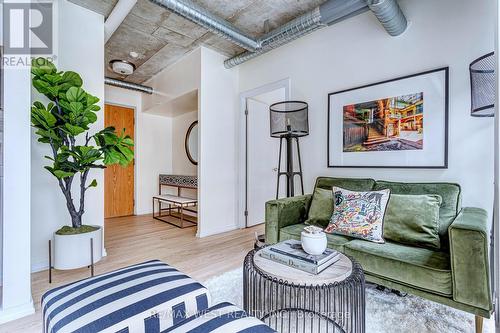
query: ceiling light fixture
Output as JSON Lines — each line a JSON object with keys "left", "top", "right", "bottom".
{"left": 109, "top": 59, "right": 136, "bottom": 75}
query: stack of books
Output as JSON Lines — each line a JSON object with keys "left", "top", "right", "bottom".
{"left": 259, "top": 240, "right": 340, "bottom": 274}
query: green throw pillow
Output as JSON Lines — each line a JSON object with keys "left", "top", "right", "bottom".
{"left": 383, "top": 194, "right": 442, "bottom": 249}
{"left": 305, "top": 187, "right": 333, "bottom": 228}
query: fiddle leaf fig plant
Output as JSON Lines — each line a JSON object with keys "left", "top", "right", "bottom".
{"left": 31, "top": 58, "right": 134, "bottom": 233}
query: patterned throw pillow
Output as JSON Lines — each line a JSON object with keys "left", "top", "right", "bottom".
{"left": 324, "top": 187, "right": 391, "bottom": 243}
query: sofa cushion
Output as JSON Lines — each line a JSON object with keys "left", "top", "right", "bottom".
{"left": 279, "top": 223, "right": 352, "bottom": 252}
{"left": 374, "top": 181, "right": 461, "bottom": 248}
{"left": 305, "top": 187, "right": 333, "bottom": 228}
{"left": 344, "top": 240, "right": 452, "bottom": 296}
{"left": 315, "top": 177, "right": 376, "bottom": 191}
{"left": 307, "top": 177, "right": 376, "bottom": 227}
{"left": 384, "top": 194, "right": 442, "bottom": 250}
{"left": 325, "top": 187, "right": 391, "bottom": 243}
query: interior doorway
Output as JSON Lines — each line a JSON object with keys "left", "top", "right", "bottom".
{"left": 104, "top": 104, "right": 135, "bottom": 218}
{"left": 239, "top": 79, "right": 290, "bottom": 228}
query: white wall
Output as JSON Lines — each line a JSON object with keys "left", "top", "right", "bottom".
{"left": 198, "top": 47, "right": 239, "bottom": 237}
{"left": 145, "top": 46, "right": 239, "bottom": 237}
{"left": 105, "top": 86, "right": 173, "bottom": 215}
{"left": 136, "top": 114, "right": 173, "bottom": 214}
{"left": 143, "top": 48, "right": 200, "bottom": 233}
{"left": 238, "top": 0, "right": 495, "bottom": 214}
{"left": 1, "top": 55, "right": 34, "bottom": 323}
{"left": 0, "top": 0, "right": 36, "bottom": 323}
{"left": 172, "top": 111, "right": 198, "bottom": 176}
{"left": 171, "top": 111, "right": 198, "bottom": 199}
{"left": 143, "top": 48, "right": 201, "bottom": 114}
{"left": 31, "top": 0, "right": 105, "bottom": 272}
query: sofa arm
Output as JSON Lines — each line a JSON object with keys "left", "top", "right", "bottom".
{"left": 449, "top": 207, "right": 492, "bottom": 312}
{"left": 265, "top": 194, "right": 312, "bottom": 244}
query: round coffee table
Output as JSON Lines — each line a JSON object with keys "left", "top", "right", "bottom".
{"left": 243, "top": 248, "right": 365, "bottom": 333}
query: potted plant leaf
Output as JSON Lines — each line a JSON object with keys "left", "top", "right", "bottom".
{"left": 31, "top": 58, "right": 134, "bottom": 270}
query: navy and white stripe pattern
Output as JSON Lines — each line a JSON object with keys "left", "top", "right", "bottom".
{"left": 162, "top": 302, "right": 277, "bottom": 333}
{"left": 42, "top": 260, "right": 210, "bottom": 333}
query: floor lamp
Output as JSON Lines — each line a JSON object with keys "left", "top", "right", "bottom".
{"left": 470, "top": 51, "right": 497, "bottom": 331}
{"left": 471, "top": 52, "right": 495, "bottom": 117}
{"left": 269, "top": 101, "right": 309, "bottom": 199}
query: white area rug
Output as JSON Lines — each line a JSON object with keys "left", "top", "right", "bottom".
{"left": 204, "top": 268, "right": 495, "bottom": 333}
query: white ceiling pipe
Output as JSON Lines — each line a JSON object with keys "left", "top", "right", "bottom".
{"left": 105, "top": 0, "right": 137, "bottom": 43}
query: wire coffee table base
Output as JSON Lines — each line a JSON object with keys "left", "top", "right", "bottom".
{"left": 243, "top": 250, "right": 365, "bottom": 333}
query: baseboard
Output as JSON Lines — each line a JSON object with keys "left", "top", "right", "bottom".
{"left": 0, "top": 299, "right": 35, "bottom": 324}
{"left": 136, "top": 208, "right": 153, "bottom": 215}
{"left": 198, "top": 223, "right": 239, "bottom": 238}
{"left": 31, "top": 260, "right": 49, "bottom": 273}
{"left": 31, "top": 247, "right": 107, "bottom": 273}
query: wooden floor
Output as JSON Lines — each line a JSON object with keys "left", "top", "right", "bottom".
{"left": 0, "top": 214, "right": 264, "bottom": 333}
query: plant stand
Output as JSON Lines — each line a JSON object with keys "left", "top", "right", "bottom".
{"left": 48, "top": 238, "right": 95, "bottom": 283}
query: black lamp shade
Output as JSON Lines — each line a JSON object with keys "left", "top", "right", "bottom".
{"left": 470, "top": 52, "right": 495, "bottom": 117}
{"left": 270, "top": 101, "right": 309, "bottom": 138}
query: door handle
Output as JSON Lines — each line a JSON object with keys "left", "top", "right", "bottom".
{"left": 273, "top": 168, "right": 278, "bottom": 172}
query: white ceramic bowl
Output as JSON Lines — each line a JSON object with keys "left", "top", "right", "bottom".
{"left": 301, "top": 230, "right": 327, "bottom": 255}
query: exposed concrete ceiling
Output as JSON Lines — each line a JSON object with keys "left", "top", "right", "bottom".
{"left": 68, "top": 0, "right": 326, "bottom": 83}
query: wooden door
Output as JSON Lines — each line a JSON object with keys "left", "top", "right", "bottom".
{"left": 104, "top": 104, "right": 135, "bottom": 218}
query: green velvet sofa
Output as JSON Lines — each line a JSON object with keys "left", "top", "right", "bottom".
{"left": 265, "top": 177, "right": 492, "bottom": 332}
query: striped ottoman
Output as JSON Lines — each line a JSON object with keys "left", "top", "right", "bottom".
{"left": 42, "top": 260, "right": 210, "bottom": 333}
{"left": 162, "top": 302, "right": 276, "bottom": 333}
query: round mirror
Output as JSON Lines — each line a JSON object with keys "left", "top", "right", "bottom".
{"left": 185, "top": 121, "right": 198, "bottom": 165}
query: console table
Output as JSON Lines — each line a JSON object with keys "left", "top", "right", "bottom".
{"left": 154, "top": 175, "right": 198, "bottom": 228}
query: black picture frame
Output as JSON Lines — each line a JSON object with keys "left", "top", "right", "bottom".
{"left": 327, "top": 67, "right": 449, "bottom": 169}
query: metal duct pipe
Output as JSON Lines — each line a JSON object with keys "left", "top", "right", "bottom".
{"left": 223, "top": 12, "right": 324, "bottom": 68}
{"left": 224, "top": 0, "right": 368, "bottom": 68}
{"left": 224, "top": 8, "right": 327, "bottom": 68}
{"left": 320, "top": 0, "right": 370, "bottom": 26}
{"left": 146, "top": 0, "right": 406, "bottom": 69}
{"left": 105, "top": 77, "right": 154, "bottom": 94}
{"left": 365, "top": 0, "right": 407, "bottom": 37}
{"left": 258, "top": 7, "right": 325, "bottom": 49}
{"left": 148, "top": 0, "right": 260, "bottom": 51}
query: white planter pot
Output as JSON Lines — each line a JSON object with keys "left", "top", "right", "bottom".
{"left": 54, "top": 226, "right": 103, "bottom": 270}
{"left": 301, "top": 230, "right": 328, "bottom": 255}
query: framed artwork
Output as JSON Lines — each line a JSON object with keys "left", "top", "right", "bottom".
{"left": 328, "top": 67, "right": 449, "bottom": 168}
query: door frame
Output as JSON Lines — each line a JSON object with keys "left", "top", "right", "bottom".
{"left": 104, "top": 102, "right": 138, "bottom": 216}
{"left": 238, "top": 78, "right": 291, "bottom": 229}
